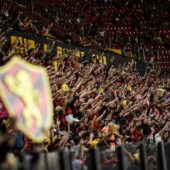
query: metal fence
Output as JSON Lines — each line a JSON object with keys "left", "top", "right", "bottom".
{"left": 11, "top": 141, "right": 170, "bottom": 170}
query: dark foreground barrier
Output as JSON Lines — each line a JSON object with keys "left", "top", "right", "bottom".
{"left": 8, "top": 141, "right": 170, "bottom": 170}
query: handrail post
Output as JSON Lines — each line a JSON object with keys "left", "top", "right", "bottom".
{"left": 90, "top": 148, "right": 102, "bottom": 170}
{"left": 157, "top": 142, "right": 167, "bottom": 170}
{"left": 140, "top": 143, "right": 148, "bottom": 170}
{"left": 60, "top": 150, "right": 72, "bottom": 170}
{"left": 117, "top": 146, "right": 126, "bottom": 170}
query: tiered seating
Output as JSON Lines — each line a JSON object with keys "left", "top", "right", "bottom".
{"left": 4, "top": 0, "right": 170, "bottom": 70}
{"left": 35, "top": 0, "right": 170, "bottom": 58}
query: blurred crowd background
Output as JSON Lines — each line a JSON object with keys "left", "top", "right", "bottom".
{"left": 0, "top": 0, "right": 170, "bottom": 170}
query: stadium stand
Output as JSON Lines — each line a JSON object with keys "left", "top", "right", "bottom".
{"left": 0, "top": 0, "right": 170, "bottom": 170}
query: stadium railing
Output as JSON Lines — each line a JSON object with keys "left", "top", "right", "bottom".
{"left": 14, "top": 141, "right": 170, "bottom": 170}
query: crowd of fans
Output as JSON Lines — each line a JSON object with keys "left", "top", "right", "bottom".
{"left": 0, "top": 33, "right": 170, "bottom": 169}
{"left": 1, "top": 0, "right": 170, "bottom": 64}
{"left": 35, "top": 0, "right": 170, "bottom": 61}
{"left": 0, "top": 3, "right": 53, "bottom": 37}
{"left": 0, "top": 0, "right": 170, "bottom": 170}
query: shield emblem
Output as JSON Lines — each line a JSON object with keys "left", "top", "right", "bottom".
{"left": 0, "top": 56, "right": 53, "bottom": 142}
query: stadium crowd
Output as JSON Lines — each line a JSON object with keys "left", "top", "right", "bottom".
{"left": 1, "top": 0, "right": 170, "bottom": 63}
{"left": 0, "top": 0, "right": 170, "bottom": 170}
{"left": 0, "top": 35, "right": 170, "bottom": 169}
{"left": 35, "top": 0, "right": 170, "bottom": 61}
